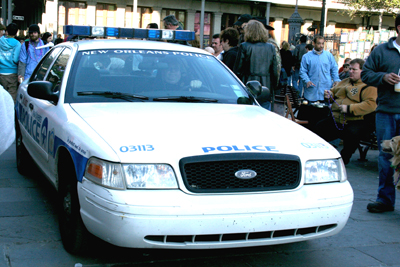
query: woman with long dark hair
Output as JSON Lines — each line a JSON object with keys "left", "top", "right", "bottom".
{"left": 41, "top": 32, "right": 52, "bottom": 45}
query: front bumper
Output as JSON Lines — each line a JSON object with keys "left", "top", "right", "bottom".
{"left": 78, "top": 178, "right": 353, "bottom": 249}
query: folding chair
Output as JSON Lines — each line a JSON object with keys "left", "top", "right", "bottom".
{"left": 284, "top": 94, "right": 308, "bottom": 125}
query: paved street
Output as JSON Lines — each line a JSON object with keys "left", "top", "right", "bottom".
{"left": 0, "top": 143, "right": 399, "bottom": 267}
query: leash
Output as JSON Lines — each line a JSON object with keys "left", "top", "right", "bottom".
{"left": 327, "top": 94, "right": 346, "bottom": 130}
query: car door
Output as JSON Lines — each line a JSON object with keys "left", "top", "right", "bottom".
{"left": 17, "top": 46, "right": 72, "bottom": 182}
{"left": 17, "top": 47, "right": 63, "bottom": 167}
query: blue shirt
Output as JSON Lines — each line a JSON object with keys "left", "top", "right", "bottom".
{"left": 19, "top": 39, "right": 50, "bottom": 79}
{"left": 299, "top": 50, "right": 340, "bottom": 101}
{"left": 0, "top": 36, "right": 21, "bottom": 74}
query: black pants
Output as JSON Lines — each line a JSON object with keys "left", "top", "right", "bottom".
{"left": 314, "top": 115, "right": 373, "bottom": 163}
{"left": 297, "top": 104, "right": 331, "bottom": 132}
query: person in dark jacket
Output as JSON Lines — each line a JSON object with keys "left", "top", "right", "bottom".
{"left": 220, "top": 27, "right": 239, "bottom": 72}
{"left": 280, "top": 41, "right": 294, "bottom": 88}
{"left": 293, "top": 35, "right": 308, "bottom": 96}
{"left": 233, "top": 19, "right": 278, "bottom": 110}
{"left": 361, "top": 14, "right": 400, "bottom": 213}
{"left": 54, "top": 34, "right": 63, "bottom": 45}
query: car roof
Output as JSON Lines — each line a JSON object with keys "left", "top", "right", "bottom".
{"left": 62, "top": 39, "right": 210, "bottom": 55}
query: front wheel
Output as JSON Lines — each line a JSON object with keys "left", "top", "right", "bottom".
{"left": 15, "top": 128, "right": 33, "bottom": 175}
{"left": 58, "top": 175, "right": 90, "bottom": 254}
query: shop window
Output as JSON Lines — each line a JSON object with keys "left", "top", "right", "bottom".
{"left": 96, "top": 3, "right": 116, "bottom": 27}
{"left": 58, "top": 1, "right": 87, "bottom": 34}
{"left": 125, "top": 6, "right": 153, "bottom": 28}
{"left": 195, "top": 12, "right": 211, "bottom": 47}
{"left": 161, "top": 9, "right": 186, "bottom": 29}
{"left": 221, "top": 14, "right": 239, "bottom": 31}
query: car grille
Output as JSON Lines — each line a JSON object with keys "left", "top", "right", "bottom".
{"left": 179, "top": 153, "right": 301, "bottom": 193}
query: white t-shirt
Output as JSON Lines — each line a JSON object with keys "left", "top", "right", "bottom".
{"left": 393, "top": 39, "right": 400, "bottom": 54}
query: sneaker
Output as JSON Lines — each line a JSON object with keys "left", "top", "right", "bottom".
{"left": 367, "top": 202, "right": 394, "bottom": 213}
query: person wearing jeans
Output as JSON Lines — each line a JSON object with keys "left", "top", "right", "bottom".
{"left": 361, "top": 14, "right": 400, "bottom": 213}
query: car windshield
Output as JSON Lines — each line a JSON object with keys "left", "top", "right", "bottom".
{"left": 64, "top": 49, "right": 255, "bottom": 105}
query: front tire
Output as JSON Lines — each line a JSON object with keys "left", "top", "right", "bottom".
{"left": 58, "top": 165, "right": 90, "bottom": 254}
{"left": 15, "top": 127, "right": 33, "bottom": 175}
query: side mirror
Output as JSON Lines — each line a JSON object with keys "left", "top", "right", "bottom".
{"left": 259, "top": 86, "right": 271, "bottom": 103}
{"left": 246, "top": 81, "right": 262, "bottom": 96}
{"left": 246, "top": 81, "right": 271, "bottom": 104}
{"left": 28, "top": 81, "right": 59, "bottom": 103}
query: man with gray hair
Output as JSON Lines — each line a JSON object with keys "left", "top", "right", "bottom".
{"left": 163, "top": 15, "right": 183, "bottom": 30}
{"left": 163, "top": 15, "right": 188, "bottom": 45}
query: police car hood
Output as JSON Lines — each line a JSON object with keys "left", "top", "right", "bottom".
{"left": 70, "top": 103, "right": 340, "bottom": 162}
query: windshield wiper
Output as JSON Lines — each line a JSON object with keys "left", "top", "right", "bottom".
{"left": 77, "top": 91, "right": 149, "bottom": 102}
{"left": 153, "top": 96, "right": 218, "bottom": 103}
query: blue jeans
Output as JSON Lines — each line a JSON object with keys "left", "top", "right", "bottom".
{"left": 292, "top": 68, "right": 303, "bottom": 97}
{"left": 375, "top": 112, "right": 398, "bottom": 207}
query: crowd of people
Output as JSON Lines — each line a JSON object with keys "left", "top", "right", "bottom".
{"left": 0, "top": 23, "right": 56, "bottom": 157}
{"left": 1, "top": 13, "right": 400, "bottom": 214}
{"left": 0, "top": 23, "right": 57, "bottom": 102}
{"left": 202, "top": 13, "right": 400, "bottom": 214}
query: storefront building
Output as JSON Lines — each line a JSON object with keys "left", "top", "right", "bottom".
{"left": 42, "top": 0, "right": 396, "bottom": 48}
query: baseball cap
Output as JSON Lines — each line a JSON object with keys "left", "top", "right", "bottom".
{"left": 234, "top": 14, "right": 252, "bottom": 26}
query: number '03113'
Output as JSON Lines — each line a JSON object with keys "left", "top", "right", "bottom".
{"left": 120, "top": 145, "right": 154, "bottom": 152}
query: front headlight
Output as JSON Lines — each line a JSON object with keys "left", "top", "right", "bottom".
{"left": 85, "top": 158, "right": 178, "bottom": 189}
{"left": 304, "top": 159, "right": 347, "bottom": 184}
{"left": 123, "top": 164, "right": 178, "bottom": 189}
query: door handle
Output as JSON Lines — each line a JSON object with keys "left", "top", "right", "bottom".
{"left": 29, "top": 103, "right": 34, "bottom": 110}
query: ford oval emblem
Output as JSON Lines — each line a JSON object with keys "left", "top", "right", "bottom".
{"left": 235, "top": 170, "right": 257, "bottom": 179}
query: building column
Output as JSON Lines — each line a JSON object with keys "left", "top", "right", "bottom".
{"left": 212, "top": 12, "right": 223, "bottom": 36}
{"left": 186, "top": 9, "right": 196, "bottom": 32}
{"left": 86, "top": 1, "right": 96, "bottom": 26}
{"left": 116, "top": 5, "right": 126, "bottom": 27}
{"left": 152, "top": 7, "right": 162, "bottom": 27}
{"left": 326, "top": 21, "right": 336, "bottom": 35}
{"left": 274, "top": 17, "right": 283, "bottom": 46}
{"left": 265, "top": 2, "right": 271, "bottom": 24}
{"left": 302, "top": 19, "right": 313, "bottom": 35}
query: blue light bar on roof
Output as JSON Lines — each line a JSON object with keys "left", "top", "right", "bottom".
{"left": 62, "top": 25, "right": 195, "bottom": 41}
{"left": 64, "top": 25, "right": 91, "bottom": 36}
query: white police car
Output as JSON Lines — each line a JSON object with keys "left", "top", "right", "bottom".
{"left": 15, "top": 25, "right": 353, "bottom": 254}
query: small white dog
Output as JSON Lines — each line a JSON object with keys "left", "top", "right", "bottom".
{"left": 381, "top": 136, "right": 400, "bottom": 191}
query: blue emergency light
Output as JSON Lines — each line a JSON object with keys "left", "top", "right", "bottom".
{"left": 148, "top": 29, "right": 162, "bottom": 40}
{"left": 63, "top": 25, "right": 195, "bottom": 41}
{"left": 64, "top": 25, "right": 91, "bottom": 36}
{"left": 106, "top": 27, "right": 119, "bottom": 37}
